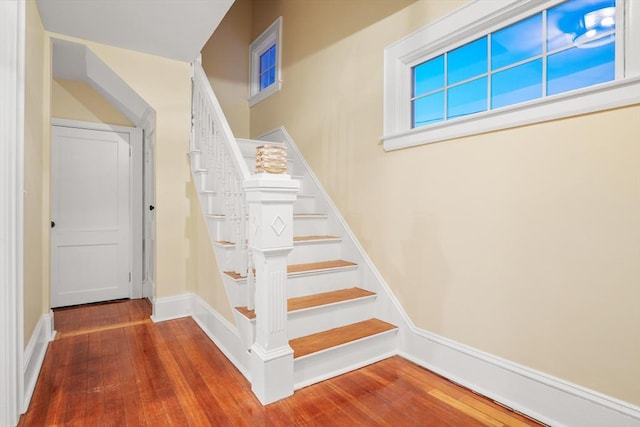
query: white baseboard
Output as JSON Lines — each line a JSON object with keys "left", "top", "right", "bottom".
{"left": 401, "top": 327, "right": 640, "bottom": 427}
{"left": 22, "top": 311, "right": 55, "bottom": 413}
{"left": 151, "top": 293, "right": 193, "bottom": 323}
{"left": 151, "top": 292, "right": 250, "bottom": 380}
{"left": 192, "top": 294, "right": 250, "bottom": 381}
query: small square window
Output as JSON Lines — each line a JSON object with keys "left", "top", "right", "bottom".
{"left": 249, "top": 17, "right": 282, "bottom": 106}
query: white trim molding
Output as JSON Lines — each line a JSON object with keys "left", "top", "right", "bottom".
{"left": 151, "top": 293, "right": 193, "bottom": 323}
{"left": 401, "top": 327, "right": 640, "bottom": 427}
{"left": 0, "top": 0, "right": 25, "bottom": 424}
{"left": 23, "top": 312, "right": 55, "bottom": 413}
{"left": 382, "top": 0, "right": 640, "bottom": 151}
{"left": 51, "top": 118, "right": 145, "bottom": 301}
{"left": 248, "top": 16, "right": 283, "bottom": 107}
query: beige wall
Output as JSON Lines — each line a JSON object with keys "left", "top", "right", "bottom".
{"left": 201, "top": 0, "right": 252, "bottom": 138}
{"left": 51, "top": 78, "right": 133, "bottom": 126}
{"left": 23, "top": 0, "right": 48, "bottom": 345}
{"left": 238, "top": 0, "right": 639, "bottom": 405}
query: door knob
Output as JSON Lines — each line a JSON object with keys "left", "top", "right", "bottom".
{"left": 51, "top": 221, "right": 55, "bottom": 228}
{"left": 149, "top": 205, "right": 155, "bottom": 211}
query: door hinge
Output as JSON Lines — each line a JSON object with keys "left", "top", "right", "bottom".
{"left": 129, "top": 272, "right": 132, "bottom": 282}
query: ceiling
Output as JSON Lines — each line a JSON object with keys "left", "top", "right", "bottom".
{"left": 36, "top": 0, "right": 235, "bottom": 62}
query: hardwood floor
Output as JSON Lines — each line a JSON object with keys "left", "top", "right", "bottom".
{"left": 19, "top": 300, "right": 543, "bottom": 426}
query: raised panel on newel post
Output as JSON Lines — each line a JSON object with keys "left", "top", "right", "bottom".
{"left": 244, "top": 173, "right": 299, "bottom": 405}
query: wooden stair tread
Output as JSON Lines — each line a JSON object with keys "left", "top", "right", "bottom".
{"left": 224, "top": 259, "right": 356, "bottom": 280}
{"left": 235, "top": 287, "right": 375, "bottom": 319}
{"left": 288, "top": 259, "right": 356, "bottom": 274}
{"left": 216, "top": 236, "right": 338, "bottom": 249}
{"left": 290, "top": 318, "right": 397, "bottom": 359}
{"left": 293, "top": 235, "right": 339, "bottom": 242}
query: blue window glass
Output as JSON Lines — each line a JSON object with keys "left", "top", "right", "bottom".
{"left": 448, "top": 37, "right": 487, "bottom": 85}
{"left": 492, "top": 59, "right": 543, "bottom": 109}
{"left": 492, "top": 14, "right": 542, "bottom": 70}
{"left": 259, "top": 45, "right": 276, "bottom": 90}
{"left": 547, "top": 42, "right": 615, "bottom": 95}
{"left": 413, "top": 91, "right": 445, "bottom": 127}
{"left": 448, "top": 77, "right": 487, "bottom": 119}
{"left": 413, "top": 55, "right": 444, "bottom": 97}
{"left": 409, "top": 0, "right": 617, "bottom": 129}
{"left": 547, "top": 0, "right": 616, "bottom": 52}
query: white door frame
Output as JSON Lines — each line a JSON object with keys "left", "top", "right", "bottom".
{"left": 0, "top": 0, "right": 25, "bottom": 424}
{"left": 51, "top": 118, "right": 144, "bottom": 300}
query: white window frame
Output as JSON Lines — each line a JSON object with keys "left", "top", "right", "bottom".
{"left": 249, "top": 16, "right": 282, "bottom": 107}
{"left": 382, "top": 0, "right": 640, "bottom": 151}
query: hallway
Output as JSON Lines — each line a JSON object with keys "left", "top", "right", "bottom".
{"left": 19, "top": 300, "right": 542, "bottom": 426}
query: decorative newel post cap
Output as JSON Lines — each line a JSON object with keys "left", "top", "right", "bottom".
{"left": 256, "top": 145, "right": 287, "bottom": 174}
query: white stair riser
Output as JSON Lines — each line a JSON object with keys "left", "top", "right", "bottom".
{"left": 195, "top": 171, "right": 207, "bottom": 191}
{"left": 287, "top": 241, "right": 343, "bottom": 265}
{"left": 206, "top": 216, "right": 225, "bottom": 241}
{"left": 293, "top": 330, "right": 398, "bottom": 389}
{"left": 213, "top": 239, "right": 342, "bottom": 266}
{"left": 287, "top": 269, "right": 360, "bottom": 297}
{"left": 293, "top": 218, "right": 329, "bottom": 236}
{"left": 202, "top": 192, "right": 218, "bottom": 215}
{"left": 219, "top": 274, "right": 246, "bottom": 308}
{"left": 287, "top": 297, "right": 377, "bottom": 340}
{"left": 190, "top": 151, "right": 202, "bottom": 170}
{"left": 293, "top": 196, "right": 316, "bottom": 214}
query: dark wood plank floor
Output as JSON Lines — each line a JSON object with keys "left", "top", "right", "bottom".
{"left": 19, "top": 300, "right": 543, "bottom": 426}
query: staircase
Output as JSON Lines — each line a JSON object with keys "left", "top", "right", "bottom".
{"left": 190, "top": 61, "right": 400, "bottom": 404}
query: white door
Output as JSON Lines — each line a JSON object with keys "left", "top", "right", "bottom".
{"left": 51, "top": 126, "right": 131, "bottom": 308}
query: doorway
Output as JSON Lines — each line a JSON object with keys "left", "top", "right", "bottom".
{"left": 50, "top": 120, "right": 143, "bottom": 307}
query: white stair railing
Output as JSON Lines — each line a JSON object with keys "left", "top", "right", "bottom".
{"left": 191, "top": 61, "right": 299, "bottom": 404}
{"left": 191, "top": 61, "right": 251, "bottom": 283}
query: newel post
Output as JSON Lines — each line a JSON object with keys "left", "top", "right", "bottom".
{"left": 244, "top": 173, "right": 299, "bottom": 405}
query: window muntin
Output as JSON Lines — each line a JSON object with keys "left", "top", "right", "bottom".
{"left": 410, "top": 0, "right": 618, "bottom": 129}
{"left": 259, "top": 45, "right": 277, "bottom": 91}
{"left": 249, "top": 17, "right": 282, "bottom": 106}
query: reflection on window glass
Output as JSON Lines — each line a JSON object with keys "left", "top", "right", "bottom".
{"left": 547, "top": 42, "right": 615, "bottom": 95}
{"left": 410, "top": 0, "right": 617, "bottom": 129}
{"left": 492, "top": 60, "right": 542, "bottom": 109}
{"left": 448, "top": 77, "right": 487, "bottom": 119}
{"left": 259, "top": 45, "right": 276, "bottom": 90}
{"left": 492, "top": 14, "right": 542, "bottom": 70}
{"left": 413, "top": 91, "right": 445, "bottom": 127}
{"left": 547, "top": 0, "right": 616, "bottom": 51}
{"left": 413, "top": 55, "right": 444, "bottom": 97}
{"left": 448, "top": 37, "right": 487, "bottom": 85}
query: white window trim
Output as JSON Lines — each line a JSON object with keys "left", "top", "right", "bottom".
{"left": 382, "top": 0, "right": 640, "bottom": 151}
{"left": 249, "top": 16, "right": 282, "bottom": 107}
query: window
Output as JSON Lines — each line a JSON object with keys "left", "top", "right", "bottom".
{"left": 383, "top": 0, "right": 640, "bottom": 151}
{"left": 249, "top": 17, "right": 282, "bottom": 106}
